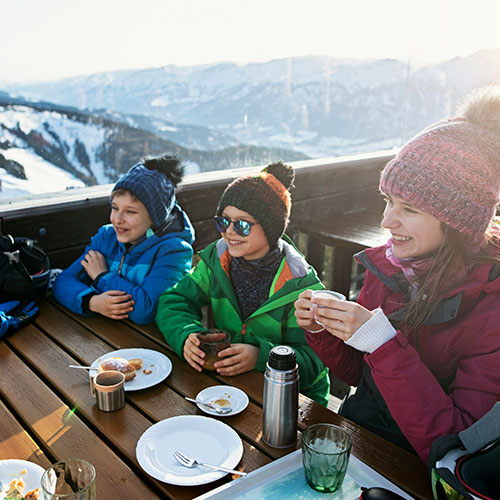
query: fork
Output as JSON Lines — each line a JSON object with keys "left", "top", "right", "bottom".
{"left": 173, "top": 450, "right": 247, "bottom": 476}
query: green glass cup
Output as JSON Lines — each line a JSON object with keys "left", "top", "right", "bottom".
{"left": 302, "top": 423, "right": 352, "bottom": 493}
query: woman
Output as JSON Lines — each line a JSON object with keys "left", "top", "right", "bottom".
{"left": 295, "top": 84, "right": 500, "bottom": 462}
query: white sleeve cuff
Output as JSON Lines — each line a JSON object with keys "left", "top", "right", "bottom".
{"left": 345, "top": 308, "right": 397, "bottom": 353}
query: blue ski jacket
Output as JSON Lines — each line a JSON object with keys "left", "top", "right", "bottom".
{"left": 53, "top": 204, "right": 194, "bottom": 324}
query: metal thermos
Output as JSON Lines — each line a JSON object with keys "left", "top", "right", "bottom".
{"left": 262, "top": 345, "right": 299, "bottom": 448}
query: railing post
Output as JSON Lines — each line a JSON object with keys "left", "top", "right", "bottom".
{"left": 306, "top": 235, "right": 325, "bottom": 281}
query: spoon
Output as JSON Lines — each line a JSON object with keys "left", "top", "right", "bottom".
{"left": 185, "top": 396, "right": 232, "bottom": 414}
{"left": 68, "top": 365, "right": 98, "bottom": 370}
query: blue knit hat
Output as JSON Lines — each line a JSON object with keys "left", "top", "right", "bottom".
{"left": 112, "top": 156, "right": 183, "bottom": 229}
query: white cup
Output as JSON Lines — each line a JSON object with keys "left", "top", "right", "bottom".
{"left": 311, "top": 290, "right": 346, "bottom": 327}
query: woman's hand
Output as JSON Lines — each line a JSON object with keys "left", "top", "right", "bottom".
{"left": 310, "top": 292, "right": 375, "bottom": 341}
{"left": 81, "top": 250, "right": 108, "bottom": 280}
{"left": 183, "top": 333, "right": 206, "bottom": 372}
{"left": 213, "top": 344, "right": 260, "bottom": 376}
{"left": 89, "top": 290, "right": 134, "bottom": 320}
{"left": 294, "top": 290, "right": 325, "bottom": 332}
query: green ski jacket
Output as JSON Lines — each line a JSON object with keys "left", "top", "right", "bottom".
{"left": 156, "top": 237, "right": 330, "bottom": 406}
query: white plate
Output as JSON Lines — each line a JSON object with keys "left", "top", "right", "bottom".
{"left": 90, "top": 348, "right": 172, "bottom": 391}
{"left": 136, "top": 415, "right": 243, "bottom": 486}
{"left": 0, "top": 459, "right": 44, "bottom": 496}
{"left": 195, "top": 386, "right": 249, "bottom": 417}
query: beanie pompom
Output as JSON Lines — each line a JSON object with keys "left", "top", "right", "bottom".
{"left": 143, "top": 155, "right": 184, "bottom": 187}
{"left": 262, "top": 161, "right": 295, "bottom": 190}
{"left": 380, "top": 83, "right": 500, "bottom": 242}
{"left": 458, "top": 84, "right": 500, "bottom": 136}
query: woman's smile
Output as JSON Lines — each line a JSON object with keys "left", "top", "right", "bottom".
{"left": 381, "top": 194, "right": 445, "bottom": 259}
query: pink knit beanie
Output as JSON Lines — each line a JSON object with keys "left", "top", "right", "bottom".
{"left": 380, "top": 85, "right": 500, "bottom": 244}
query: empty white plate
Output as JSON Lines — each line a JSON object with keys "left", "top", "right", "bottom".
{"left": 136, "top": 415, "right": 243, "bottom": 485}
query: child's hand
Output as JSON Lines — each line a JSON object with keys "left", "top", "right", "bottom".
{"left": 294, "top": 290, "right": 325, "bottom": 332}
{"left": 183, "top": 333, "right": 206, "bottom": 372}
{"left": 81, "top": 250, "right": 108, "bottom": 280}
{"left": 89, "top": 290, "right": 134, "bottom": 320}
{"left": 213, "top": 344, "right": 260, "bottom": 376}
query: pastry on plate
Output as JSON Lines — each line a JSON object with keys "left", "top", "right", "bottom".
{"left": 128, "top": 358, "right": 143, "bottom": 370}
{"left": 98, "top": 357, "right": 136, "bottom": 381}
{"left": 2, "top": 477, "right": 40, "bottom": 499}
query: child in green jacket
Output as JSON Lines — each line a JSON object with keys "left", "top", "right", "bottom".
{"left": 155, "top": 161, "right": 330, "bottom": 405}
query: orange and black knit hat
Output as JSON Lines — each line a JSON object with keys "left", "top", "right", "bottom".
{"left": 216, "top": 161, "right": 295, "bottom": 247}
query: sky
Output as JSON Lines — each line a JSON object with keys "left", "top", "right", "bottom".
{"left": 2, "top": 0, "right": 500, "bottom": 83}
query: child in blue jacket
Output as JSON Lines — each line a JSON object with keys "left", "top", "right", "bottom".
{"left": 53, "top": 155, "right": 195, "bottom": 324}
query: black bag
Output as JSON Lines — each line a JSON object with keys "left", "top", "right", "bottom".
{"left": 429, "top": 402, "right": 500, "bottom": 500}
{"left": 0, "top": 234, "right": 50, "bottom": 302}
{"left": 0, "top": 235, "right": 50, "bottom": 338}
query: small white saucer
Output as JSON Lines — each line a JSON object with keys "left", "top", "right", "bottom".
{"left": 195, "top": 385, "right": 249, "bottom": 417}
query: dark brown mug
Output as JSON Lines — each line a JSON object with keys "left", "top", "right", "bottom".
{"left": 196, "top": 329, "right": 231, "bottom": 370}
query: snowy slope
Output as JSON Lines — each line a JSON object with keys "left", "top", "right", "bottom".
{"left": 0, "top": 106, "right": 109, "bottom": 182}
{"left": 0, "top": 147, "right": 85, "bottom": 197}
{"left": 0, "top": 96, "right": 307, "bottom": 200}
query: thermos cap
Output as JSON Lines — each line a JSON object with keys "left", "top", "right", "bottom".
{"left": 268, "top": 345, "right": 296, "bottom": 370}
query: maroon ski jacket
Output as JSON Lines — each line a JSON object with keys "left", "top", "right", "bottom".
{"left": 306, "top": 243, "right": 500, "bottom": 463}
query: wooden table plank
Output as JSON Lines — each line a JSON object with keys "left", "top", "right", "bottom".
{"left": 29, "top": 303, "right": 273, "bottom": 496}
{"left": 7, "top": 326, "right": 182, "bottom": 497}
{"left": 42, "top": 302, "right": 286, "bottom": 460}
{"left": 0, "top": 399, "right": 52, "bottom": 469}
{"left": 0, "top": 341, "right": 161, "bottom": 499}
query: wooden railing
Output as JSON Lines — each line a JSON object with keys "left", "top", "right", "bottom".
{"left": 0, "top": 150, "right": 395, "bottom": 293}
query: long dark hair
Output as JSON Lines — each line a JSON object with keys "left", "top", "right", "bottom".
{"left": 393, "top": 223, "right": 500, "bottom": 330}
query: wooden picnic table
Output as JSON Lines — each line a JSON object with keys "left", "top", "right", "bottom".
{"left": 0, "top": 299, "right": 433, "bottom": 499}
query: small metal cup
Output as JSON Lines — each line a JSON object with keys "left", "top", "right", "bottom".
{"left": 91, "top": 370, "right": 125, "bottom": 412}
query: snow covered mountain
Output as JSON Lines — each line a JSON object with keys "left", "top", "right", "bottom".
{"left": 2, "top": 50, "right": 500, "bottom": 199}
{"left": 0, "top": 94, "right": 306, "bottom": 199}
{"left": 6, "top": 50, "right": 500, "bottom": 158}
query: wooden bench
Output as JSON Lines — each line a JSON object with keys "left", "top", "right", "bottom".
{"left": 0, "top": 152, "right": 394, "bottom": 271}
{"left": 290, "top": 205, "right": 387, "bottom": 298}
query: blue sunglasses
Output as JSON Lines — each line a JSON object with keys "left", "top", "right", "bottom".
{"left": 214, "top": 216, "right": 257, "bottom": 237}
